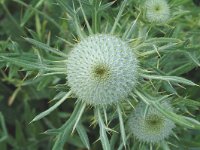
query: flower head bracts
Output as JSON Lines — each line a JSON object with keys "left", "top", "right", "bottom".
{"left": 67, "top": 34, "right": 138, "bottom": 106}
{"left": 145, "top": 0, "right": 170, "bottom": 24}
{"left": 128, "top": 101, "right": 175, "bottom": 143}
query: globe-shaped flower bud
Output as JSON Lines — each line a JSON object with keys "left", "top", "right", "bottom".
{"left": 67, "top": 34, "right": 138, "bottom": 105}
{"left": 128, "top": 102, "right": 175, "bottom": 143}
{"left": 145, "top": 0, "right": 170, "bottom": 24}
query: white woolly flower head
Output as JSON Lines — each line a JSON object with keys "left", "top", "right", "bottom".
{"left": 67, "top": 34, "right": 138, "bottom": 106}
{"left": 128, "top": 101, "right": 175, "bottom": 143}
{"left": 145, "top": 0, "right": 170, "bottom": 24}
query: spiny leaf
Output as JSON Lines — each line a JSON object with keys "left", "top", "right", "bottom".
{"left": 99, "top": 0, "right": 116, "bottom": 11}
{"left": 141, "top": 73, "right": 198, "bottom": 86}
{"left": 31, "top": 91, "right": 72, "bottom": 123}
{"left": 97, "top": 108, "right": 111, "bottom": 150}
{"left": 52, "top": 102, "right": 85, "bottom": 150}
{"left": 76, "top": 124, "right": 90, "bottom": 149}
{"left": 72, "top": 103, "right": 86, "bottom": 133}
{"left": 135, "top": 90, "right": 200, "bottom": 130}
{"left": 24, "top": 38, "right": 67, "bottom": 57}
{"left": 110, "top": 0, "right": 128, "bottom": 34}
{"left": 145, "top": 38, "right": 182, "bottom": 44}
{"left": 78, "top": 0, "right": 93, "bottom": 35}
{"left": 153, "top": 102, "right": 200, "bottom": 130}
{"left": 117, "top": 105, "right": 126, "bottom": 148}
{"left": 57, "top": 0, "right": 85, "bottom": 39}
{"left": 1, "top": 56, "right": 45, "bottom": 70}
{"left": 13, "top": 0, "right": 60, "bottom": 29}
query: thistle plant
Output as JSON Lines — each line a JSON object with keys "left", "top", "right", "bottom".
{"left": 144, "top": 0, "right": 170, "bottom": 24}
{"left": 0, "top": 0, "right": 200, "bottom": 150}
{"left": 128, "top": 101, "right": 175, "bottom": 144}
{"left": 67, "top": 34, "right": 138, "bottom": 105}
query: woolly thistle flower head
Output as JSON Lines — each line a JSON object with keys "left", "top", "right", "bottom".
{"left": 67, "top": 34, "right": 138, "bottom": 106}
{"left": 145, "top": 0, "right": 170, "bottom": 24}
{"left": 128, "top": 102, "right": 175, "bottom": 143}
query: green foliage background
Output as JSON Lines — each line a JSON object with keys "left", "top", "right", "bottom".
{"left": 0, "top": 0, "right": 200, "bottom": 149}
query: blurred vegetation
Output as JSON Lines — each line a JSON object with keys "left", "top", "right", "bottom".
{"left": 0, "top": 0, "right": 200, "bottom": 150}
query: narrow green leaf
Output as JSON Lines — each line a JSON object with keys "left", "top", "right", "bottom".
{"left": 31, "top": 91, "right": 72, "bottom": 123}
{"left": 110, "top": 132, "right": 118, "bottom": 150}
{"left": 145, "top": 38, "right": 182, "bottom": 44}
{"left": 135, "top": 90, "right": 200, "bottom": 130}
{"left": 1, "top": 56, "right": 44, "bottom": 70}
{"left": 72, "top": 103, "right": 86, "bottom": 133}
{"left": 117, "top": 105, "right": 126, "bottom": 148}
{"left": 134, "top": 89, "right": 150, "bottom": 105}
{"left": 13, "top": 0, "right": 61, "bottom": 29}
{"left": 24, "top": 38, "right": 67, "bottom": 57}
{"left": 56, "top": 0, "right": 75, "bottom": 17}
{"left": 162, "top": 82, "right": 177, "bottom": 95}
{"left": 123, "top": 12, "right": 140, "bottom": 39}
{"left": 110, "top": 0, "right": 128, "bottom": 34}
{"left": 52, "top": 102, "right": 85, "bottom": 150}
{"left": 19, "top": 0, "right": 45, "bottom": 27}
{"left": 57, "top": 0, "right": 85, "bottom": 39}
{"left": 139, "top": 43, "right": 181, "bottom": 56}
{"left": 99, "top": 1, "right": 116, "bottom": 11}
{"left": 91, "top": 0, "right": 99, "bottom": 33}
{"left": 174, "top": 98, "right": 200, "bottom": 107}
{"left": 76, "top": 124, "right": 90, "bottom": 149}
{"left": 97, "top": 108, "right": 111, "bottom": 150}
{"left": 44, "top": 128, "right": 61, "bottom": 135}
{"left": 153, "top": 102, "right": 200, "bottom": 130}
{"left": 141, "top": 73, "right": 198, "bottom": 86}
{"left": 53, "top": 126, "right": 72, "bottom": 150}
{"left": 185, "top": 52, "right": 200, "bottom": 67}
{"left": 168, "top": 62, "right": 195, "bottom": 76}
{"left": 79, "top": 0, "right": 93, "bottom": 35}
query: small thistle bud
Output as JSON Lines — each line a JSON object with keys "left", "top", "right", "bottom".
{"left": 67, "top": 34, "right": 138, "bottom": 106}
{"left": 128, "top": 102, "right": 175, "bottom": 143}
{"left": 144, "top": 0, "right": 170, "bottom": 24}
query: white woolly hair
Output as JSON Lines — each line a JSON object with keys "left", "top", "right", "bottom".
{"left": 128, "top": 101, "right": 175, "bottom": 143}
{"left": 145, "top": 0, "right": 170, "bottom": 24}
{"left": 67, "top": 34, "right": 138, "bottom": 106}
